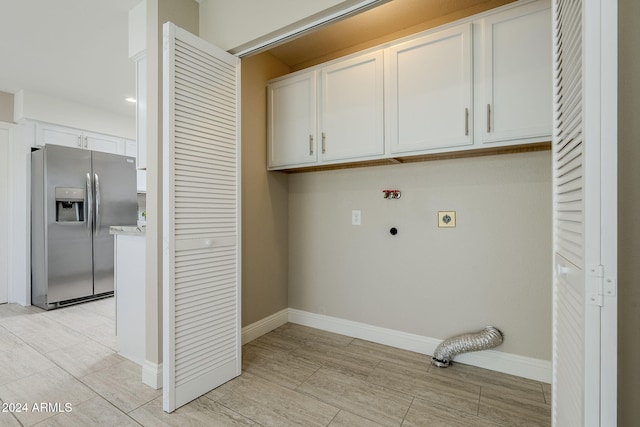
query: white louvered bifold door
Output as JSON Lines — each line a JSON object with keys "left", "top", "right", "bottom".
{"left": 162, "top": 22, "right": 241, "bottom": 413}
{"left": 552, "top": 0, "right": 617, "bottom": 425}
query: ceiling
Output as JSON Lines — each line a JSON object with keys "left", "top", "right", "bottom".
{"left": 0, "top": 0, "right": 140, "bottom": 119}
{"left": 267, "top": 0, "right": 514, "bottom": 70}
{"left": 0, "top": 0, "right": 514, "bottom": 120}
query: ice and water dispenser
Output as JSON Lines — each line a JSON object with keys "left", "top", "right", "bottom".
{"left": 55, "top": 187, "right": 84, "bottom": 222}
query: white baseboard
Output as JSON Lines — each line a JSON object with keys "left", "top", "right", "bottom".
{"left": 241, "top": 308, "right": 289, "bottom": 345}
{"left": 142, "top": 360, "right": 162, "bottom": 390}
{"left": 287, "top": 309, "right": 551, "bottom": 383}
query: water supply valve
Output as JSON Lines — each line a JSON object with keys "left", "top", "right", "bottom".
{"left": 383, "top": 189, "right": 401, "bottom": 200}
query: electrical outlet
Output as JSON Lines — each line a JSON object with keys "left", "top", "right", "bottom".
{"left": 352, "top": 210, "right": 361, "bottom": 225}
{"left": 438, "top": 211, "right": 456, "bottom": 228}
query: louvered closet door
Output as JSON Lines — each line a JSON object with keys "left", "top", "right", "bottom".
{"left": 162, "top": 22, "right": 241, "bottom": 412}
{"left": 552, "top": 0, "right": 617, "bottom": 425}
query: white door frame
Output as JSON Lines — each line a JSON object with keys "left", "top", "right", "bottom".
{"left": 595, "top": 0, "right": 617, "bottom": 422}
{"left": 0, "top": 122, "right": 12, "bottom": 304}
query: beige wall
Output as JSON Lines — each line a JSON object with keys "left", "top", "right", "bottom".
{"left": 240, "top": 53, "right": 290, "bottom": 325}
{"left": 0, "top": 92, "right": 13, "bottom": 123}
{"left": 288, "top": 151, "right": 552, "bottom": 360}
{"left": 145, "top": 0, "right": 199, "bottom": 366}
{"left": 618, "top": 0, "right": 640, "bottom": 423}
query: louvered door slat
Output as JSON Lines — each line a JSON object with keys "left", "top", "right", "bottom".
{"left": 163, "top": 22, "right": 241, "bottom": 413}
{"left": 552, "top": 0, "right": 586, "bottom": 425}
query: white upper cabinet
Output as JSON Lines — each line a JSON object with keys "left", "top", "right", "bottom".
{"left": 84, "top": 131, "right": 125, "bottom": 155}
{"left": 266, "top": 0, "right": 552, "bottom": 171}
{"left": 36, "top": 123, "right": 83, "bottom": 149}
{"left": 386, "top": 23, "right": 473, "bottom": 154}
{"left": 479, "top": 0, "right": 552, "bottom": 144}
{"left": 267, "top": 71, "right": 317, "bottom": 168}
{"left": 125, "top": 139, "right": 137, "bottom": 157}
{"left": 319, "top": 51, "right": 384, "bottom": 162}
{"left": 36, "top": 123, "right": 126, "bottom": 156}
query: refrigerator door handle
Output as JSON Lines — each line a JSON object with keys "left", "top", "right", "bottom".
{"left": 86, "top": 172, "right": 93, "bottom": 232}
{"left": 94, "top": 173, "right": 101, "bottom": 236}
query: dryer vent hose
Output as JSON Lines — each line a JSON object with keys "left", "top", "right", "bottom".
{"left": 431, "top": 326, "right": 504, "bottom": 368}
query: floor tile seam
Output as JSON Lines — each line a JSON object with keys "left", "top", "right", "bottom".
{"left": 294, "top": 345, "right": 384, "bottom": 377}
{"left": 398, "top": 395, "right": 415, "bottom": 427}
{"left": 478, "top": 383, "right": 549, "bottom": 406}
{"left": 0, "top": 365, "right": 99, "bottom": 420}
{"left": 0, "top": 323, "right": 32, "bottom": 347}
{"left": 364, "top": 364, "right": 479, "bottom": 408}
{"left": 214, "top": 400, "right": 262, "bottom": 426}
{"left": 294, "top": 366, "right": 415, "bottom": 421}
{"left": 242, "top": 366, "right": 311, "bottom": 391}
{"left": 476, "top": 386, "right": 519, "bottom": 427}
{"left": 41, "top": 343, "right": 122, "bottom": 381}
{"left": 121, "top": 395, "right": 163, "bottom": 416}
{"left": 0, "top": 394, "right": 24, "bottom": 427}
{"left": 74, "top": 361, "right": 157, "bottom": 413}
{"left": 324, "top": 409, "right": 340, "bottom": 426}
{"left": 433, "top": 375, "right": 546, "bottom": 401}
{"left": 2, "top": 407, "right": 24, "bottom": 427}
{"left": 73, "top": 327, "right": 114, "bottom": 349}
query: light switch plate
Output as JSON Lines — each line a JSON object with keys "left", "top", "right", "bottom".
{"left": 438, "top": 211, "right": 456, "bottom": 228}
{"left": 352, "top": 210, "right": 361, "bottom": 225}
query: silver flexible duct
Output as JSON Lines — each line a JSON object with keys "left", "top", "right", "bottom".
{"left": 431, "top": 326, "right": 504, "bottom": 368}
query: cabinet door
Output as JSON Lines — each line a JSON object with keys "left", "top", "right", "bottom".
{"left": 319, "top": 51, "right": 384, "bottom": 162}
{"left": 125, "top": 139, "right": 137, "bottom": 157}
{"left": 84, "top": 131, "right": 125, "bottom": 155}
{"left": 386, "top": 23, "right": 472, "bottom": 154}
{"left": 267, "top": 71, "right": 317, "bottom": 168}
{"left": 481, "top": 1, "right": 552, "bottom": 144}
{"left": 36, "top": 123, "right": 83, "bottom": 149}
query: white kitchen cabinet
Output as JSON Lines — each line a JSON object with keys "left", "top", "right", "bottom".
{"left": 36, "top": 123, "right": 83, "bottom": 149}
{"left": 386, "top": 23, "right": 473, "bottom": 154}
{"left": 267, "top": 71, "right": 317, "bottom": 168}
{"left": 319, "top": 51, "right": 384, "bottom": 162}
{"left": 84, "top": 130, "right": 125, "bottom": 155}
{"left": 35, "top": 122, "right": 126, "bottom": 155}
{"left": 125, "top": 139, "right": 137, "bottom": 157}
{"left": 266, "top": 0, "right": 551, "bottom": 171}
{"left": 478, "top": 0, "right": 552, "bottom": 145}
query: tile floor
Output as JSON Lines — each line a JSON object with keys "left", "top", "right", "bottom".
{"left": 0, "top": 299, "right": 551, "bottom": 426}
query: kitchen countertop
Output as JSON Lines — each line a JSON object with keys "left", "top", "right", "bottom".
{"left": 109, "top": 225, "right": 146, "bottom": 236}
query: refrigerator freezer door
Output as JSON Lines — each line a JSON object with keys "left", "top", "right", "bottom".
{"left": 92, "top": 152, "right": 137, "bottom": 295}
{"left": 43, "top": 145, "right": 94, "bottom": 304}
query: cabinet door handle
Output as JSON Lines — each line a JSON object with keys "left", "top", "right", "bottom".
{"left": 77, "top": 136, "right": 82, "bottom": 148}
{"left": 322, "top": 132, "right": 326, "bottom": 154}
{"left": 464, "top": 108, "right": 469, "bottom": 136}
{"left": 486, "top": 104, "right": 491, "bottom": 133}
{"left": 309, "top": 135, "right": 314, "bottom": 155}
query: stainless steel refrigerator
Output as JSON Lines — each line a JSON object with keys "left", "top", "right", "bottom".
{"left": 31, "top": 145, "right": 137, "bottom": 309}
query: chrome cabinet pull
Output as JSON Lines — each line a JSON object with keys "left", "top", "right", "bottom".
{"left": 77, "top": 136, "right": 82, "bottom": 148}
{"left": 464, "top": 108, "right": 469, "bottom": 136}
{"left": 309, "top": 135, "right": 314, "bottom": 155}
{"left": 322, "top": 132, "right": 326, "bottom": 154}
{"left": 486, "top": 104, "right": 491, "bottom": 133}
